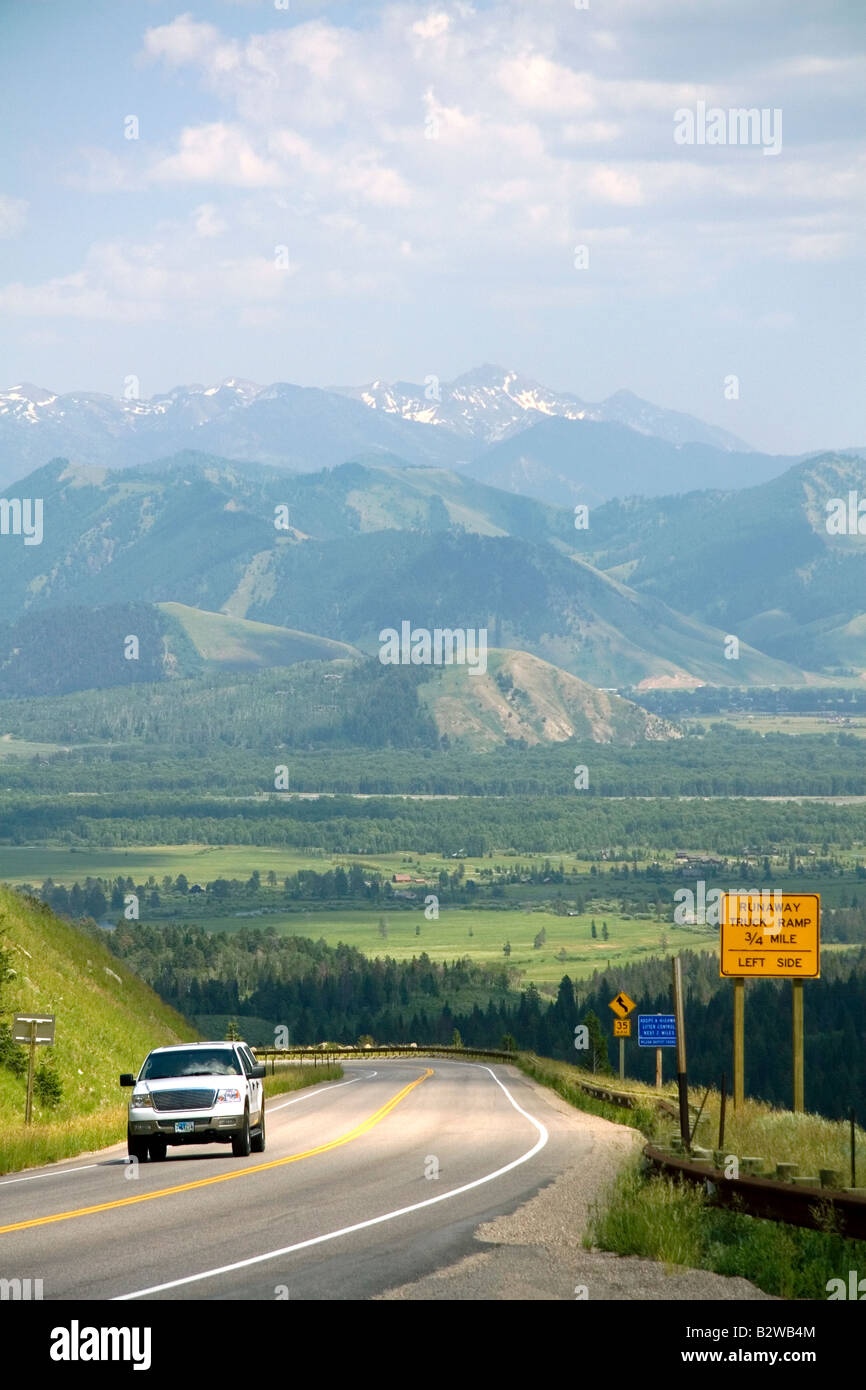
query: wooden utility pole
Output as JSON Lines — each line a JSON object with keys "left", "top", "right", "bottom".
{"left": 792, "top": 980, "right": 804, "bottom": 1113}
{"left": 733, "top": 977, "right": 745, "bottom": 1110}
{"left": 672, "top": 956, "right": 689, "bottom": 1149}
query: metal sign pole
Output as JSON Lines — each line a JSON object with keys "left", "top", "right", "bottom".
{"left": 619, "top": 1036, "right": 625, "bottom": 1081}
{"left": 733, "top": 977, "right": 745, "bottom": 1111}
{"left": 24, "top": 1019, "right": 36, "bottom": 1126}
{"left": 792, "top": 979, "right": 804, "bottom": 1113}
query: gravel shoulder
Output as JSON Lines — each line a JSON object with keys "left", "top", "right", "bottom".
{"left": 378, "top": 1076, "right": 776, "bottom": 1302}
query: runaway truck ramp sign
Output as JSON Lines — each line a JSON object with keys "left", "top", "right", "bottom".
{"left": 720, "top": 892, "right": 820, "bottom": 978}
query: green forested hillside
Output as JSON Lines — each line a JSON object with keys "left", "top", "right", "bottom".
{"left": 0, "top": 454, "right": 810, "bottom": 686}
{"left": 572, "top": 454, "right": 866, "bottom": 671}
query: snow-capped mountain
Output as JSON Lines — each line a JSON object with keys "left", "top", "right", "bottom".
{"left": 0, "top": 365, "right": 754, "bottom": 492}
{"left": 336, "top": 364, "right": 752, "bottom": 452}
{"left": 336, "top": 364, "right": 590, "bottom": 445}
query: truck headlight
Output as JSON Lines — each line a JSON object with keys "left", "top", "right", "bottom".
{"left": 131, "top": 1090, "right": 153, "bottom": 1108}
{"left": 216, "top": 1088, "right": 242, "bottom": 1104}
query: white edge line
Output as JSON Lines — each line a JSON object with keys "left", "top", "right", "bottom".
{"left": 0, "top": 1163, "right": 101, "bottom": 1188}
{"left": 114, "top": 1065, "right": 548, "bottom": 1301}
{"left": 266, "top": 1072, "right": 370, "bottom": 1113}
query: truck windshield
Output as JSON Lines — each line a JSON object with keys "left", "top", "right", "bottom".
{"left": 140, "top": 1049, "right": 242, "bottom": 1080}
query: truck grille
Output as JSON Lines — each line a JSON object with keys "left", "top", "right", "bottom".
{"left": 152, "top": 1089, "right": 216, "bottom": 1111}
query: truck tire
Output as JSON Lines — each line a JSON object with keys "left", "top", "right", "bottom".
{"left": 232, "top": 1107, "right": 251, "bottom": 1157}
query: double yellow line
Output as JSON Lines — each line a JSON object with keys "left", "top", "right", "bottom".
{"left": 0, "top": 1068, "right": 433, "bottom": 1236}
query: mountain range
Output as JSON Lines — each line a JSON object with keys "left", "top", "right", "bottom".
{"left": 2, "top": 448, "right": 860, "bottom": 691}
{"left": 333, "top": 364, "right": 751, "bottom": 450}
{"left": 0, "top": 366, "right": 804, "bottom": 507}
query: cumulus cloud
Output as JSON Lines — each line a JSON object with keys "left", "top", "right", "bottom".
{"left": 4, "top": 1, "right": 863, "bottom": 337}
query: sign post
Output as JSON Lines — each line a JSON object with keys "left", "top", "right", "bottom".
{"left": 721, "top": 893, "right": 819, "bottom": 1113}
{"left": 671, "top": 958, "right": 689, "bottom": 1149}
{"left": 609, "top": 993, "right": 636, "bottom": 1083}
{"left": 12, "top": 1014, "right": 56, "bottom": 1126}
{"left": 613, "top": 1017, "right": 631, "bottom": 1079}
{"left": 733, "top": 978, "right": 744, "bottom": 1111}
{"left": 792, "top": 979, "right": 804, "bottom": 1113}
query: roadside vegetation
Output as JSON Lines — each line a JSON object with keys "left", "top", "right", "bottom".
{"left": 588, "top": 1160, "right": 866, "bottom": 1301}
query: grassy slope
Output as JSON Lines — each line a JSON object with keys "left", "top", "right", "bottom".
{"left": 0, "top": 886, "right": 197, "bottom": 1167}
{"left": 159, "top": 601, "right": 361, "bottom": 668}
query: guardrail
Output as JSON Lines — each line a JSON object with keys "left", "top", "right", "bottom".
{"left": 253, "top": 1045, "right": 519, "bottom": 1067}
{"left": 644, "top": 1145, "right": 866, "bottom": 1239}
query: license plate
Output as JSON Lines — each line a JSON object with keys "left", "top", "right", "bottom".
{"left": 175, "top": 1121, "right": 194, "bottom": 1133}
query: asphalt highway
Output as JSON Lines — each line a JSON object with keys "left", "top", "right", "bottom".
{"left": 0, "top": 1059, "right": 597, "bottom": 1301}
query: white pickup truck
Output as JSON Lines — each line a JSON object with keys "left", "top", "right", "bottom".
{"left": 120, "top": 1040, "right": 266, "bottom": 1162}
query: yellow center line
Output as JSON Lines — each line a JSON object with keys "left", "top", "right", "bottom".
{"left": 0, "top": 1068, "right": 433, "bottom": 1236}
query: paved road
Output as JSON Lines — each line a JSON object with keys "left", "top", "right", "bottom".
{"left": 0, "top": 1059, "right": 603, "bottom": 1302}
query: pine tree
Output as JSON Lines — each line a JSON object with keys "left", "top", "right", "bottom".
{"left": 583, "top": 1010, "right": 612, "bottom": 1075}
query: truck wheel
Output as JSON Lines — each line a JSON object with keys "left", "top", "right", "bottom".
{"left": 149, "top": 1136, "right": 168, "bottom": 1161}
{"left": 232, "top": 1108, "right": 251, "bottom": 1157}
{"left": 127, "top": 1132, "right": 149, "bottom": 1163}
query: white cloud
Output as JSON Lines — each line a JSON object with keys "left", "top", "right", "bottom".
{"left": 150, "top": 124, "right": 284, "bottom": 187}
{"left": 412, "top": 12, "right": 452, "bottom": 41}
{"left": 142, "top": 14, "right": 234, "bottom": 69}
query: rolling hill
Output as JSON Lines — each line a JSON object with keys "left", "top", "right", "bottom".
{"left": 159, "top": 603, "right": 361, "bottom": 669}
{"left": 417, "top": 648, "right": 681, "bottom": 750}
{"left": 0, "top": 886, "right": 196, "bottom": 1135}
{"left": 0, "top": 648, "right": 681, "bottom": 753}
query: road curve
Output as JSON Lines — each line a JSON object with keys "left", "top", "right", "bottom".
{"left": 0, "top": 1059, "right": 605, "bottom": 1301}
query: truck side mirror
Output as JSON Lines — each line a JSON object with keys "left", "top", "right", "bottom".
{"left": 119, "top": 1073, "right": 135, "bottom": 1087}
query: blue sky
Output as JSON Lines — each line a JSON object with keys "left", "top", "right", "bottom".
{"left": 0, "top": 0, "right": 863, "bottom": 453}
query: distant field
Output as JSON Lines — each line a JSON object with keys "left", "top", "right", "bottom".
{"left": 0, "top": 843, "right": 608, "bottom": 886}
{"left": 0, "top": 736, "right": 70, "bottom": 757}
{"left": 183, "top": 905, "right": 699, "bottom": 988}
{"left": 685, "top": 713, "right": 866, "bottom": 737}
{"left": 0, "top": 841, "right": 860, "bottom": 989}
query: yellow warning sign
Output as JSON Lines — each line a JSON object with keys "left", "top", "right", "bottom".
{"left": 609, "top": 991, "right": 637, "bottom": 1018}
{"left": 613, "top": 1018, "right": 631, "bottom": 1038}
{"left": 720, "top": 892, "right": 820, "bottom": 978}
